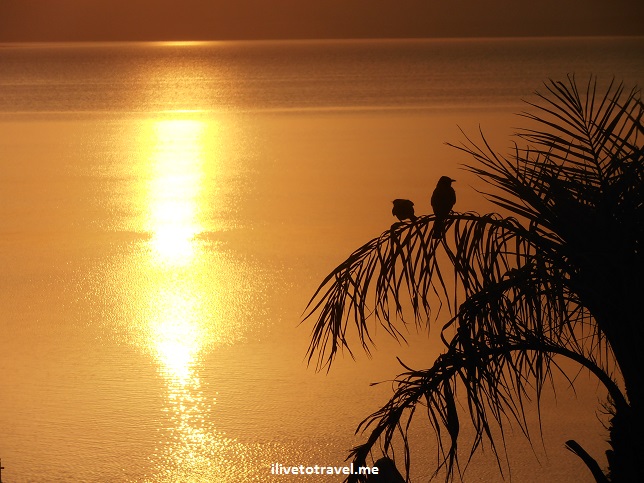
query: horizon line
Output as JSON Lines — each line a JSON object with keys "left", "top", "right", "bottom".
{"left": 2, "top": 34, "right": 643, "bottom": 47}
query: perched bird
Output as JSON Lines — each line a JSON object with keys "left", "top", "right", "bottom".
{"left": 365, "top": 457, "right": 406, "bottom": 483}
{"left": 392, "top": 199, "right": 416, "bottom": 222}
{"left": 430, "top": 176, "right": 456, "bottom": 238}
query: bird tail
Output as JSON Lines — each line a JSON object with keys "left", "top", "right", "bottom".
{"left": 432, "top": 218, "right": 445, "bottom": 238}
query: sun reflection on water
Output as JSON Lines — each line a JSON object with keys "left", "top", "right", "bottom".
{"left": 142, "top": 116, "right": 223, "bottom": 479}
{"left": 127, "top": 113, "right": 282, "bottom": 481}
{"left": 147, "top": 119, "right": 205, "bottom": 266}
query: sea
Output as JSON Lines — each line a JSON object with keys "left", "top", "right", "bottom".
{"left": 0, "top": 37, "right": 643, "bottom": 482}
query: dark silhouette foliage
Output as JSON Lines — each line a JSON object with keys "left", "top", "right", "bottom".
{"left": 304, "top": 76, "right": 643, "bottom": 482}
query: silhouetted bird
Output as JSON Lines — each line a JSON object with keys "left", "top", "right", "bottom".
{"left": 365, "top": 457, "right": 406, "bottom": 483}
{"left": 392, "top": 199, "right": 416, "bottom": 222}
{"left": 431, "top": 176, "right": 456, "bottom": 238}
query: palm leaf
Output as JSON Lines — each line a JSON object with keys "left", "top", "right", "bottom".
{"left": 304, "top": 76, "right": 643, "bottom": 481}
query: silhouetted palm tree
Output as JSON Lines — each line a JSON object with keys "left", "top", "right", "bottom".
{"left": 304, "top": 76, "right": 643, "bottom": 482}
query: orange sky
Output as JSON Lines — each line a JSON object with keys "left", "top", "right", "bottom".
{"left": 0, "top": 0, "right": 643, "bottom": 42}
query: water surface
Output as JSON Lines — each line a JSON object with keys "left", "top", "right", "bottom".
{"left": 1, "top": 37, "right": 643, "bottom": 482}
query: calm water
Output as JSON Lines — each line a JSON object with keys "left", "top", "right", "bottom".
{"left": 0, "top": 37, "right": 643, "bottom": 482}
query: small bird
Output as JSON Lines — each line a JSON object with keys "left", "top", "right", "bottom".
{"left": 392, "top": 199, "right": 416, "bottom": 222}
{"left": 430, "top": 176, "right": 456, "bottom": 238}
{"left": 365, "top": 457, "right": 406, "bottom": 483}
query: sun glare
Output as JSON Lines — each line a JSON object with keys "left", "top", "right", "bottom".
{"left": 147, "top": 119, "right": 206, "bottom": 266}
{"left": 138, "top": 114, "right": 228, "bottom": 478}
{"left": 125, "top": 108, "right": 261, "bottom": 478}
{"left": 149, "top": 286, "right": 203, "bottom": 383}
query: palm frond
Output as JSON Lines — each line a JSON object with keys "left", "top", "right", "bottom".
{"left": 304, "top": 76, "right": 642, "bottom": 481}
{"left": 304, "top": 213, "right": 566, "bottom": 371}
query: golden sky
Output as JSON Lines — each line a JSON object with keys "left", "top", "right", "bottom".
{"left": 0, "top": 0, "right": 643, "bottom": 42}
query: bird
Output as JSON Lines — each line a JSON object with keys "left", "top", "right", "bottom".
{"left": 392, "top": 199, "right": 416, "bottom": 222}
{"left": 430, "top": 176, "right": 456, "bottom": 238}
{"left": 365, "top": 457, "right": 406, "bottom": 483}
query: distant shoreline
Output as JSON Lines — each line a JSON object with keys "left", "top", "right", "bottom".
{"left": 2, "top": 34, "right": 643, "bottom": 48}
